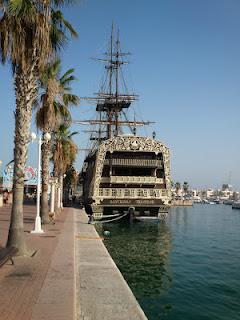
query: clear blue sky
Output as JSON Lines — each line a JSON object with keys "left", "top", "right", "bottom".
{"left": 1, "top": 0, "right": 240, "bottom": 190}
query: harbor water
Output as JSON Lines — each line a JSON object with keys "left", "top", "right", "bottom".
{"left": 96, "top": 204, "right": 240, "bottom": 320}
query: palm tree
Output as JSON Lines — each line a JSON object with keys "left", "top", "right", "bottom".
{"left": 0, "top": 0, "right": 77, "bottom": 254}
{"left": 183, "top": 181, "right": 189, "bottom": 197}
{"left": 52, "top": 124, "right": 78, "bottom": 209}
{"left": 53, "top": 124, "right": 78, "bottom": 177}
{"left": 35, "top": 59, "right": 79, "bottom": 223}
{"left": 175, "top": 182, "right": 181, "bottom": 196}
{"left": 63, "top": 165, "right": 78, "bottom": 204}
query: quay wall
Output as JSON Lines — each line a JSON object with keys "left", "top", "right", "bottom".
{"left": 74, "top": 208, "right": 148, "bottom": 320}
{"left": 172, "top": 199, "right": 193, "bottom": 206}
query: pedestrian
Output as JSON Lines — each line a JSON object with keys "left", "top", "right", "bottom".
{"left": 3, "top": 189, "right": 8, "bottom": 205}
{"left": 72, "top": 195, "right": 76, "bottom": 204}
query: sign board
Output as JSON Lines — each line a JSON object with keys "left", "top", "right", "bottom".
{"left": 100, "top": 199, "right": 164, "bottom": 206}
{"left": 2, "top": 166, "right": 38, "bottom": 189}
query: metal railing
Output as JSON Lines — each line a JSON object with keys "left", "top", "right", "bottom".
{"left": 101, "top": 176, "right": 164, "bottom": 184}
{"left": 98, "top": 188, "right": 170, "bottom": 198}
{"left": 104, "top": 158, "right": 162, "bottom": 167}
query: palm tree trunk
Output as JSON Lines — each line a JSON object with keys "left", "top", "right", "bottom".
{"left": 59, "top": 174, "right": 63, "bottom": 208}
{"left": 7, "top": 66, "right": 37, "bottom": 255}
{"left": 55, "top": 176, "right": 61, "bottom": 212}
{"left": 40, "top": 137, "right": 51, "bottom": 224}
{"left": 53, "top": 163, "right": 60, "bottom": 213}
{"left": 54, "top": 181, "right": 59, "bottom": 212}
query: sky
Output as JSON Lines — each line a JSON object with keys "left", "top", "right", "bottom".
{"left": 0, "top": 0, "right": 240, "bottom": 190}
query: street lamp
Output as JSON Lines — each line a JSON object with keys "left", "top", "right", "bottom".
{"left": 31, "top": 132, "right": 51, "bottom": 234}
{"left": 61, "top": 173, "right": 66, "bottom": 208}
{"left": 50, "top": 177, "right": 57, "bottom": 216}
{"left": 0, "top": 160, "right": 2, "bottom": 189}
{"left": 0, "top": 160, "right": 2, "bottom": 207}
{"left": 0, "top": 160, "right": 2, "bottom": 178}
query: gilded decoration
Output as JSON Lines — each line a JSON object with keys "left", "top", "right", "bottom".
{"left": 93, "top": 136, "right": 171, "bottom": 198}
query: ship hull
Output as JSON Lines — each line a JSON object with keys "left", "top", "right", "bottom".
{"left": 85, "top": 204, "right": 169, "bottom": 222}
{"left": 81, "top": 135, "right": 171, "bottom": 223}
{"left": 90, "top": 202, "right": 170, "bottom": 221}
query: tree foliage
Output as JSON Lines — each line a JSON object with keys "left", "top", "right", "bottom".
{"left": 52, "top": 123, "right": 78, "bottom": 177}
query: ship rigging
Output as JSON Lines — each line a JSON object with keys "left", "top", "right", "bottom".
{"left": 77, "top": 26, "right": 171, "bottom": 222}
{"left": 74, "top": 25, "right": 154, "bottom": 146}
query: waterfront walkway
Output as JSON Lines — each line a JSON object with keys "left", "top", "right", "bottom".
{"left": 0, "top": 205, "right": 147, "bottom": 320}
{"left": 75, "top": 209, "right": 147, "bottom": 320}
{"left": 0, "top": 204, "right": 75, "bottom": 320}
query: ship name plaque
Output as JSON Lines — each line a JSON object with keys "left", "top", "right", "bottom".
{"left": 101, "top": 199, "right": 164, "bottom": 206}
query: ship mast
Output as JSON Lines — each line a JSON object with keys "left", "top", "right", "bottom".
{"left": 114, "top": 30, "right": 120, "bottom": 136}
{"left": 103, "top": 25, "right": 134, "bottom": 139}
{"left": 108, "top": 24, "right": 114, "bottom": 139}
{"left": 74, "top": 25, "right": 154, "bottom": 144}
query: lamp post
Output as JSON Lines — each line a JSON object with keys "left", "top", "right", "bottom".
{"left": 50, "top": 178, "right": 55, "bottom": 214}
{"left": 0, "top": 160, "right": 2, "bottom": 191}
{"left": 61, "top": 173, "right": 66, "bottom": 208}
{"left": 31, "top": 132, "right": 51, "bottom": 234}
{"left": 0, "top": 160, "right": 2, "bottom": 207}
{"left": 49, "top": 176, "right": 57, "bottom": 217}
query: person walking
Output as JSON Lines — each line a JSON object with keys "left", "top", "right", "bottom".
{"left": 3, "top": 190, "right": 9, "bottom": 205}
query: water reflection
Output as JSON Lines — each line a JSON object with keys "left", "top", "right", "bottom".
{"left": 96, "top": 220, "right": 172, "bottom": 298}
{"left": 169, "top": 206, "right": 189, "bottom": 233}
{"left": 97, "top": 205, "right": 240, "bottom": 320}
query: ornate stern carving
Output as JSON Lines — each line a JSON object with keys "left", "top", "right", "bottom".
{"left": 92, "top": 136, "right": 171, "bottom": 199}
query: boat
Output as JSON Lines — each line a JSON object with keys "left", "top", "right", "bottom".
{"left": 213, "top": 198, "right": 223, "bottom": 204}
{"left": 78, "top": 27, "right": 171, "bottom": 222}
{"left": 193, "top": 196, "right": 202, "bottom": 203}
{"left": 223, "top": 199, "right": 234, "bottom": 205}
{"left": 232, "top": 201, "right": 240, "bottom": 209}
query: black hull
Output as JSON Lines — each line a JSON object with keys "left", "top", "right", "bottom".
{"left": 85, "top": 204, "right": 170, "bottom": 223}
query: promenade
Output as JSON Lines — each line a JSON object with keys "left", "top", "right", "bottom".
{"left": 0, "top": 204, "right": 147, "bottom": 320}
{"left": 0, "top": 204, "right": 75, "bottom": 320}
{"left": 75, "top": 209, "right": 147, "bottom": 320}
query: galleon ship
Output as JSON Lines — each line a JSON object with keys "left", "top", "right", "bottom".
{"left": 77, "top": 27, "right": 171, "bottom": 222}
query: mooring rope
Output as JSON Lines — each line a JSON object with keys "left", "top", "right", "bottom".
{"left": 96, "top": 212, "right": 129, "bottom": 224}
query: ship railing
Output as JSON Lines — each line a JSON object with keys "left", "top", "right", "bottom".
{"left": 98, "top": 188, "right": 170, "bottom": 198}
{"left": 101, "top": 176, "right": 164, "bottom": 184}
{"left": 104, "top": 159, "right": 162, "bottom": 167}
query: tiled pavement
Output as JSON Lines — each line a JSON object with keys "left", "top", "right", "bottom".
{"left": 75, "top": 209, "right": 148, "bottom": 320}
{"left": 0, "top": 204, "right": 75, "bottom": 320}
{"left": 0, "top": 204, "right": 148, "bottom": 320}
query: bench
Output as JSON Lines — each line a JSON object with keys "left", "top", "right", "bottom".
{"left": 0, "top": 247, "right": 18, "bottom": 268}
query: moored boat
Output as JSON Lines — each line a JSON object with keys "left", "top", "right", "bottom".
{"left": 232, "top": 201, "right": 240, "bottom": 209}
{"left": 223, "top": 199, "right": 234, "bottom": 205}
{"left": 78, "top": 27, "right": 171, "bottom": 222}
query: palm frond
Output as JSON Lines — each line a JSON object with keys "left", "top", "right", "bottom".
{"left": 63, "top": 93, "right": 79, "bottom": 106}
{"left": 50, "top": 25, "right": 68, "bottom": 52}
{"left": 8, "top": 0, "right": 36, "bottom": 17}
{"left": 53, "top": 101, "right": 72, "bottom": 124}
{"left": 68, "top": 131, "right": 78, "bottom": 137}
{"left": 60, "top": 75, "right": 77, "bottom": 87}
{"left": 59, "top": 68, "right": 74, "bottom": 81}
{"left": 50, "top": 9, "right": 78, "bottom": 52}
{"left": 35, "top": 57, "right": 79, "bottom": 141}
{"left": 51, "top": 123, "right": 78, "bottom": 176}
{"left": 60, "top": 15, "right": 78, "bottom": 38}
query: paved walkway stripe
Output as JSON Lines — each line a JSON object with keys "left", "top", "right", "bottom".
{"left": 75, "top": 235, "right": 104, "bottom": 240}
{"left": 75, "top": 208, "right": 148, "bottom": 320}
